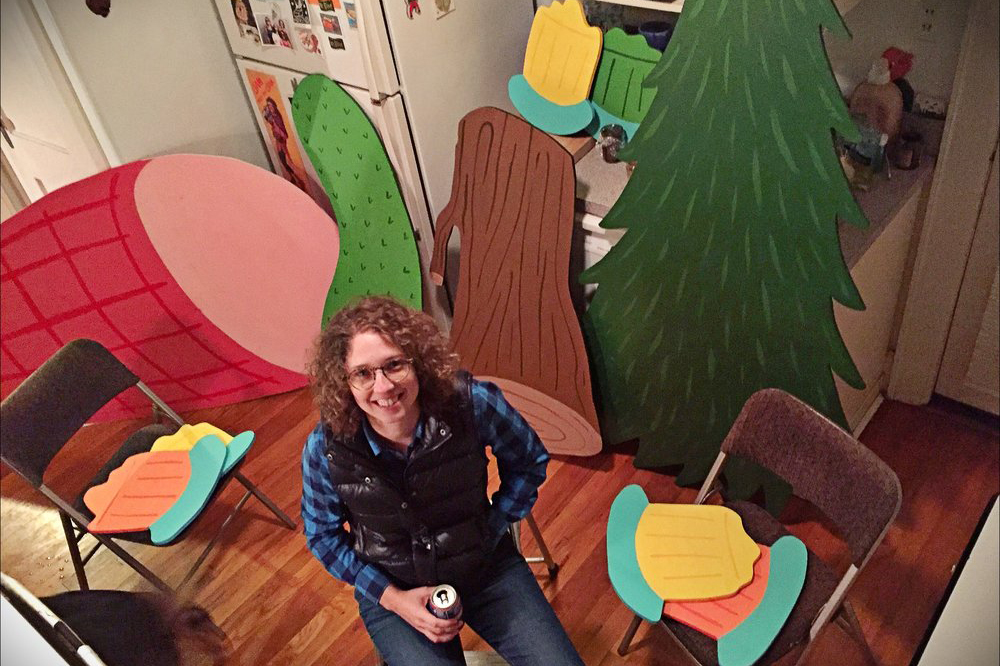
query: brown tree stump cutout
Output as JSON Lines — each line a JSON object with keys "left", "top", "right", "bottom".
{"left": 430, "top": 107, "right": 601, "bottom": 456}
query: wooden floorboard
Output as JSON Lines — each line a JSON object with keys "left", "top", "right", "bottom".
{"left": 2, "top": 391, "right": 997, "bottom": 665}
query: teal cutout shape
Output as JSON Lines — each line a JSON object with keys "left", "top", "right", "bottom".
{"left": 149, "top": 435, "right": 226, "bottom": 546}
{"left": 718, "top": 535, "right": 808, "bottom": 666}
{"left": 606, "top": 485, "right": 663, "bottom": 622}
{"left": 579, "top": 0, "right": 867, "bottom": 513}
{"left": 508, "top": 75, "right": 595, "bottom": 136}
{"left": 590, "top": 28, "right": 661, "bottom": 124}
{"left": 291, "top": 74, "right": 422, "bottom": 323}
{"left": 221, "top": 430, "right": 254, "bottom": 475}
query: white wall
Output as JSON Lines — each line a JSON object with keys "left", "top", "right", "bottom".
{"left": 825, "top": 0, "right": 973, "bottom": 105}
{"left": 42, "top": 0, "right": 268, "bottom": 168}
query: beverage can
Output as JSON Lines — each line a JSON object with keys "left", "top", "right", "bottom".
{"left": 427, "top": 584, "right": 462, "bottom": 620}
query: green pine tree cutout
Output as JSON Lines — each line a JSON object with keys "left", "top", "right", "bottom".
{"left": 580, "top": 0, "right": 868, "bottom": 512}
{"left": 291, "top": 74, "right": 422, "bottom": 324}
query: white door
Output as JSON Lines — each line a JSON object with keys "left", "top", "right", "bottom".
{"left": 0, "top": 0, "right": 108, "bottom": 203}
{"left": 936, "top": 143, "right": 1000, "bottom": 415}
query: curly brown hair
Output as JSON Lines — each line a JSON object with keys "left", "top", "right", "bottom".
{"left": 308, "top": 296, "right": 460, "bottom": 439}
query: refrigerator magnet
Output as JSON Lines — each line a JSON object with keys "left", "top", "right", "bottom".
{"left": 435, "top": 0, "right": 455, "bottom": 19}
{"left": 343, "top": 3, "right": 357, "bottom": 28}
{"left": 328, "top": 37, "right": 345, "bottom": 50}
{"left": 321, "top": 13, "right": 342, "bottom": 34}
{"left": 289, "top": 0, "right": 310, "bottom": 24}
{"left": 405, "top": 0, "right": 420, "bottom": 19}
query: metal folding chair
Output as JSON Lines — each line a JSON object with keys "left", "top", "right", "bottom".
{"left": 0, "top": 339, "right": 296, "bottom": 594}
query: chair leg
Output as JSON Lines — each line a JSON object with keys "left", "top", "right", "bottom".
{"left": 89, "top": 532, "right": 172, "bottom": 593}
{"left": 177, "top": 490, "right": 253, "bottom": 593}
{"left": 523, "top": 513, "right": 559, "bottom": 578}
{"left": 618, "top": 613, "right": 643, "bottom": 656}
{"left": 234, "top": 472, "right": 296, "bottom": 529}
{"left": 837, "top": 606, "right": 880, "bottom": 666}
{"left": 59, "top": 511, "right": 89, "bottom": 591}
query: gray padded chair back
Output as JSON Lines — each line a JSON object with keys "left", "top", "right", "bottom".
{"left": 720, "top": 388, "right": 902, "bottom": 564}
{"left": 0, "top": 339, "right": 139, "bottom": 486}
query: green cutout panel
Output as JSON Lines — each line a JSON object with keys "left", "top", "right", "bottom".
{"left": 149, "top": 435, "right": 226, "bottom": 545}
{"left": 508, "top": 75, "right": 596, "bottom": 136}
{"left": 590, "top": 28, "right": 661, "bottom": 124}
{"left": 291, "top": 74, "right": 422, "bottom": 322}
{"left": 718, "top": 536, "right": 807, "bottom": 666}
{"left": 580, "top": 0, "right": 867, "bottom": 513}
{"left": 606, "top": 485, "right": 663, "bottom": 622}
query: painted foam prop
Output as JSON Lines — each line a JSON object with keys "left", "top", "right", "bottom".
{"left": 579, "top": 0, "right": 868, "bottom": 512}
{"left": 149, "top": 423, "right": 255, "bottom": 475}
{"left": 84, "top": 435, "right": 228, "bottom": 545}
{"left": 291, "top": 74, "right": 422, "bottom": 323}
{"left": 608, "top": 486, "right": 808, "bottom": 666}
{"left": 508, "top": 0, "right": 601, "bottom": 136}
{"left": 585, "top": 28, "right": 661, "bottom": 141}
{"left": 1, "top": 156, "right": 339, "bottom": 422}
{"left": 429, "top": 108, "right": 601, "bottom": 456}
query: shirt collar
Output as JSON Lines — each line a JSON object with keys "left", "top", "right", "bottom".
{"left": 361, "top": 416, "right": 424, "bottom": 457}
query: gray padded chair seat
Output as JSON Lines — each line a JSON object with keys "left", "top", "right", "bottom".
{"left": 662, "top": 500, "right": 840, "bottom": 666}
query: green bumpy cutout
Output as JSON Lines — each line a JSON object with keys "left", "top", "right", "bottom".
{"left": 149, "top": 435, "right": 227, "bottom": 545}
{"left": 291, "top": 74, "right": 422, "bottom": 323}
{"left": 508, "top": 75, "right": 595, "bottom": 136}
{"left": 590, "top": 28, "right": 661, "bottom": 124}
{"left": 718, "top": 536, "right": 808, "bottom": 666}
{"left": 606, "top": 485, "right": 663, "bottom": 621}
{"left": 221, "top": 431, "right": 254, "bottom": 475}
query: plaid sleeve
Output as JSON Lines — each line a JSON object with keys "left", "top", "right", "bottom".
{"left": 301, "top": 422, "right": 392, "bottom": 604}
{"left": 470, "top": 380, "right": 549, "bottom": 544}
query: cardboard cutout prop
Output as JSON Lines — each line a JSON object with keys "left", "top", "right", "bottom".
{"left": 149, "top": 423, "right": 254, "bottom": 475}
{"left": 1, "top": 157, "right": 337, "bottom": 421}
{"left": 85, "top": 434, "right": 230, "bottom": 545}
{"left": 580, "top": 0, "right": 867, "bottom": 512}
{"left": 508, "top": 0, "right": 602, "bottom": 135}
{"left": 607, "top": 485, "right": 807, "bottom": 666}
{"left": 291, "top": 74, "right": 422, "bottom": 323}
{"left": 586, "top": 27, "right": 661, "bottom": 141}
{"left": 429, "top": 107, "right": 601, "bottom": 456}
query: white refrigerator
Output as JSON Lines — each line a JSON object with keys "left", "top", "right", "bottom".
{"left": 212, "top": 0, "right": 535, "bottom": 309}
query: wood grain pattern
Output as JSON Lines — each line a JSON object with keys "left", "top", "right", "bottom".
{"left": 1, "top": 393, "right": 996, "bottom": 666}
{"left": 430, "top": 107, "right": 601, "bottom": 456}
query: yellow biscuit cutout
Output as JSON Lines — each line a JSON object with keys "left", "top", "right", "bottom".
{"left": 150, "top": 422, "right": 233, "bottom": 451}
{"left": 634, "top": 504, "right": 761, "bottom": 601}
{"left": 523, "top": 0, "right": 602, "bottom": 106}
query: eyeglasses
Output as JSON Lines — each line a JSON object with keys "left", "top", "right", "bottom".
{"left": 347, "top": 357, "right": 413, "bottom": 390}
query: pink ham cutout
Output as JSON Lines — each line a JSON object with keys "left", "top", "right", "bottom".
{"left": 84, "top": 450, "right": 192, "bottom": 534}
{"left": 1, "top": 159, "right": 323, "bottom": 421}
{"left": 133, "top": 154, "right": 339, "bottom": 373}
{"left": 663, "top": 544, "right": 772, "bottom": 640}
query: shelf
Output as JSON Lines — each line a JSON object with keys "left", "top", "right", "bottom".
{"left": 595, "top": 0, "right": 684, "bottom": 14}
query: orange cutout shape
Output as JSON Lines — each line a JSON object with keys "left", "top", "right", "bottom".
{"left": 84, "top": 450, "right": 192, "bottom": 534}
{"left": 663, "top": 545, "right": 772, "bottom": 639}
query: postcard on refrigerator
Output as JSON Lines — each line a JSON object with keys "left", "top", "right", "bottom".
{"left": 245, "top": 69, "right": 310, "bottom": 192}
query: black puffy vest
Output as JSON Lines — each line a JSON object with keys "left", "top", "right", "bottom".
{"left": 324, "top": 373, "right": 490, "bottom": 590}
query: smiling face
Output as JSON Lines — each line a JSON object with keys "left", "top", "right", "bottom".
{"left": 345, "top": 330, "right": 420, "bottom": 437}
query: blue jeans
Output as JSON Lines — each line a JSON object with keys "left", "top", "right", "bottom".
{"left": 356, "top": 535, "right": 584, "bottom": 665}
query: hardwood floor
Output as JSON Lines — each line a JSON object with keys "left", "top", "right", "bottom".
{"left": 2, "top": 390, "right": 997, "bottom": 666}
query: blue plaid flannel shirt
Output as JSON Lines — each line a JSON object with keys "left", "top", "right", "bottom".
{"left": 301, "top": 378, "right": 549, "bottom": 604}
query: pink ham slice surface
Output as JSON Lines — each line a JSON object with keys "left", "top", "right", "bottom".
{"left": 1, "top": 160, "right": 307, "bottom": 421}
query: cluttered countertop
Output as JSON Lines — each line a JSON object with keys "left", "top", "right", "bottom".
{"left": 568, "top": 114, "right": 941, "bottom": 271}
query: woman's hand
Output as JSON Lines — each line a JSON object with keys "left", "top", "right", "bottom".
{"left": 379, "top": 585, "right": 463, "bottom": 643}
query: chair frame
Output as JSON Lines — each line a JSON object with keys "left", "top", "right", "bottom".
{"left": 3, "top": 371, "right": 296, "bottom": 596}
{"left": 616, "top": 392, "right": 900, "bottom": 666}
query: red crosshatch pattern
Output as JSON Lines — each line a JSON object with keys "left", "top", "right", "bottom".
{"left": 1, "top": 160, "right": 308, "bottom": 422}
